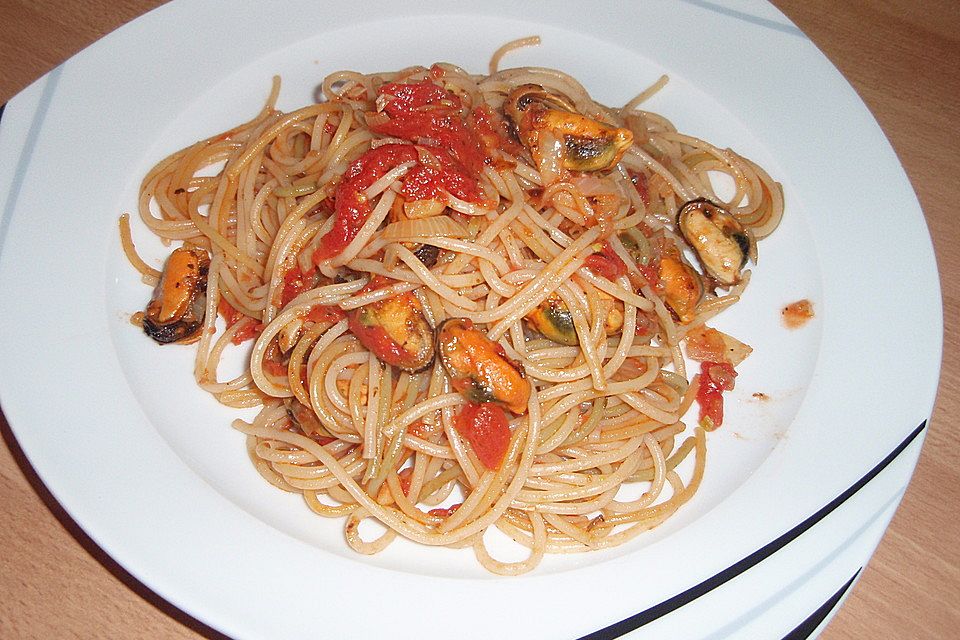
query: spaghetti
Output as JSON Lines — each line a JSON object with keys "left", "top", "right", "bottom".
{"left": 123, "top": 38, "right": 783, "bottom": 574}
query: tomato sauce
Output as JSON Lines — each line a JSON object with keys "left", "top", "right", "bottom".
{"left": 634, "top": 311, "right": 657, "bottom": 337}
{"left": 313, "top": 144, "right": 419, "bottom": 261}
{"left": 314, "top": 78, "right": 496, "bottom": 262}
{"left": 279, "top": 264, "right": 319, "bottom": 307}
{"left": 218, "top": 299, "right": 242, "bottom": 327}
{"left": 398, "top": 150, "right": 485, "bottom": 204}
{"left": 696, "top": 361, "right": 738, "bottom": 430}
{"left": 584, "top": 241, "right": 627, "bottom": 280}
{"left": 636, "top": 261, "right": 660, "bottom": 287}
{"left": 397, "top": 468, "right": 413, "bottom": 497}
{"left": 231, "top": 320, "right": 264, "bottom": 345}
{"left": 428, "top": 503, "right": 461, "bottom": 518}
{"left": 263, "top": 358, "right": 288, "bottom": 378}
{"left": 406, "top": 419, "right": 437, "bottom": 440}
{"left": 305, "top": 304, "right": 346, "bottom": 324}
{"left": 455, "top": 402, "right": 511, "bottom": 470}
{"left": 218, "top": 299, "right": 263, "bottom": 344}
{"left": 372, "top": 79, "right": 487, "bottom": 174}
{"left": 628, "top": 169, "right": 650, "bottom": 206}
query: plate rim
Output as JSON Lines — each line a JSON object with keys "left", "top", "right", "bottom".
{"left": 0, "top": 1, "right": 942, "bottom": 638}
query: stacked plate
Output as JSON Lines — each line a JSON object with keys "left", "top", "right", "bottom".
{"left": 0, "top": 1, "right": 940, "bottom": 638}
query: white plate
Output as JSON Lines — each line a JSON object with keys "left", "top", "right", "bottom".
{"left": 0, "top": 1, "right": 941, "bottom": 638}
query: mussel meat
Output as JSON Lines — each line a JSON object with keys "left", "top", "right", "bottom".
{"left": 678, "top": 199, "right": 752, "bottom": 286}
{"left": 142, "top": 247, "right": 210, "bottom": 345}
{"left": 503, "top": 84, "right": 633, "bottom": 173}
{"left": 436, "top": 318, "right": 530, "bottom": 414}
{"left": 347, "top": 291, "right": 435, "bottom": 373}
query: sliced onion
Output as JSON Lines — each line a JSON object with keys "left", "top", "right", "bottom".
{"left": 404, "top": 199, "right": 445, "bottom": 219}
{"left": 536, "top": 131, "right": 564, "bottom": 185}
{"left": 370, "top": 137, "right": 408, "bottom": 149}
{"left": 374, "top": 94, "right": 392, "bottom": 113}
{"left": 415, "top": 146, "right": 442, "bottom": 168}
{"left": 620, "top": 227, "right": 653, "bottom": 265}
{"left": 571, "top": 174, "right": 618, "bottom": 197}
{"left": 365, "top": 111, "right": 391, "bottom": 128}
{"left": 659, "top": 369, "right": 689, "bottom": 394}
{"left": 381, "top": 215, "right": 470, "bottom": 241}
{"left": 415, "top": 136, "right": 441, "bottom": 147}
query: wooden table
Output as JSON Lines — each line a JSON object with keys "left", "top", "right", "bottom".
{"left": 0, "top": 1, "right": 957, "bottom": 637}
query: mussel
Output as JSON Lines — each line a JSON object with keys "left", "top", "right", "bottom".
{"left": 525, "top": 295, "right": 578, "bottom": 346}
{"left": 678, "top": 199, "right": 753, "bottom": 286}
{"left": 347, "top": 291, "right": 435, "bottom": 373}
{"left": 503, "top": 84, "right": 634, "bottom": 173}
{"left": 142, "top": 247, "right": 210, "bottom": 344}
{"left": 436, "top": 318, "right": 530, "bottom": 414}
{"left": 659, "top": 255, "right": 703, "bottom": 325}
{"left": 285, "top": 397, "right": 335, "bottom": 440}
{"left": 525, "top": 293, "right": 624, "bottom": 345}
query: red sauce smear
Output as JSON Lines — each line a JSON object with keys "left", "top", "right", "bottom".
{"left": 455, "top": 402, "right": 511, "bottom": 470}
{"left": 636, "top": 261, "right": 660, "bottom": 288}
{"left": 397, "top": 467, "right": 413, "bottom": 497}
{"left": 218, "top": 299, "right": 242, "bottom": 326}
{"left": 217, "top": 299, "right": 263, "bottom": 344}
{"left": 310, "top": 433, "right": 337, "bottom": 446}
{"left": 628, "top": 169, "right": 650, "bottom": 206}
{"left": 305, "top": 304, "right": 346, "bottom": 324}
{"left": 263, "top": 359, "right": 288, "bottom": 378}
{"left": 634, "top": 311, "right": 657, "bottom": 337}
{"left": 782, "top": 299, "right": 814, "bottom": 329}
{"left": 428, "top": 503, "right": 461, "bottom": 519}
{"left": 696, "top": 361, "right": 738, "bottom": 430}
{"left": 231, "top": 320, "right": 264, "bottom": 345}
{"left": 407, "top": 419, "right": 428, "bottom": 439}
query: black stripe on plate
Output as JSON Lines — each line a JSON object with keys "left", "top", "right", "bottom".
{"left": 0, "top": 102, "right": 6, "bottom": 124}
{"left": 781, "top": 569, "right": 861, "bottom": 640}
{"left": 578, "top": 420, "right": 926, "bottom": 640}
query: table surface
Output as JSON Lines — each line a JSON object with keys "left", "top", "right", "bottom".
{"left": 1, "top": 1, "right": 957, "bottom": 638}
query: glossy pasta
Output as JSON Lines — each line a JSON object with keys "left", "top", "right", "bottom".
{"left": 123, "top": 38, "right": 782, "bottom": 574}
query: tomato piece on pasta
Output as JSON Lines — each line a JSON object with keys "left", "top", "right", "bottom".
{"left": 696, "top": 361, "right": 738, "bottom": 430}
{"left": 584, "top": 241, "right": 627, "bottom": 280}
{"left": 455, "top": 402, "right": 511, "bottom": 470}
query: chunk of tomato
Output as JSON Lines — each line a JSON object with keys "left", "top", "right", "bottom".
{"left": 584, "top": 241, "right": 627, "bottom": 280}
{"left": 696, "top": 361, "right": 737, "bottom": 430}
{"left": 455, "top": 402, "right": 511, "bottom": 470}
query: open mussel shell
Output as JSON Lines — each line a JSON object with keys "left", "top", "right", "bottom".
{"left": 677, "top": 199, "right": 753, "bottom": 286}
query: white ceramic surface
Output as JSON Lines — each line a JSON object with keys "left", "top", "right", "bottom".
{"left": 0, "top": 1, "right": 940, "bottom": 638}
